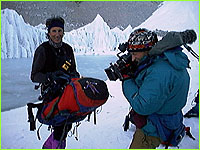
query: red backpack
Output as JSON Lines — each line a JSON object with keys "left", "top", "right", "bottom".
{"left": 27, "top": 77, "right": 109, "bottom": 131}
{"left": 39, "top": 77, "right": 109, "bottom": 126}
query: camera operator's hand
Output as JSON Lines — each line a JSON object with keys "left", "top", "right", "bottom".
{"left": 121, "top": 74, "right": 132, "bottom": 81}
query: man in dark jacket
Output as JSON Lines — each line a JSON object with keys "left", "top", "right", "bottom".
{"left": 31, "top": 16, "right": 80, "bottom": 149}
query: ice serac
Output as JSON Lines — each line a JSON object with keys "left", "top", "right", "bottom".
{"left": 2, "top": 9, "right": 132, "bottom": 59}
{"left": 64, "top": 14, "right": 131, "bottom": 55}
{"left": 1, "top": 9, "right": 46, "bottom": 59}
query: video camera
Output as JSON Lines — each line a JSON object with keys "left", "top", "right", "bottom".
{"left": 104, "top": 43, "right": 137, "bottom": 81}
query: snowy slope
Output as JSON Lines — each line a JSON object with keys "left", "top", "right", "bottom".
{"left": 1, "top": 1, "right": 199, "bottom": 149}
{"left": 1, "top": 80, "right": 199, "bottom": 149}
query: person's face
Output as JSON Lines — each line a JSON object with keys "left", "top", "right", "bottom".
{"left": 130, "top": 51, "right": 148, "bottom": 63}
{"left": 48, "top": 27, "right": 64, "bottom": 43}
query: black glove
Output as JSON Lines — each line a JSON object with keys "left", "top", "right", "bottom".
{"left": 47, "top": 70, "right": 72, "bottom": 85}
{"left": 180, "top": 29, "right": 197, "bottom": 44}
{"left": 46, "top": 70, "right": 65, "bottom": 82}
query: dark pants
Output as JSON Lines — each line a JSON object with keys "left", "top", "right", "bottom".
{"left": 53, "top": 124, "right": 72, "bottom": 141}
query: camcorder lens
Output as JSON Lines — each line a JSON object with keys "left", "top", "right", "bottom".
{"left": 104, "top": 51, "right": 133, "bottom": 81}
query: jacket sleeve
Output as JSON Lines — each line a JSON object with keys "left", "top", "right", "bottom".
{"left": 122, "top": 79, "right": 138, "bottom": 102}
{"left": 69, "top": 49, "right": 80, "bottom": 78}
{"left": 31, "top": 46, "right": 48, "bottom": 83}
{"left": 122, "top": 68, "right": 172, "bottom": 115}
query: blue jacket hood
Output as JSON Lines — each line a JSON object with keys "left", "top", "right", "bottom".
{"left": 162, "top": 47, "right": 190, "bottom": 70}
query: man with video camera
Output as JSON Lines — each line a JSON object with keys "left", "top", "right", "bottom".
{"left": 119, "top": 28, "right": 192, "bottom": 149}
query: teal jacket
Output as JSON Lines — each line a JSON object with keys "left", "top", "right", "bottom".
{"left": 122, "top": 47, "right": 190, "bottom": 137}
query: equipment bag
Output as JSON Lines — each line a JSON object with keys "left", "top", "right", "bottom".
{"left": 148, "top": 112, "right": 185, "bottom": 148}
{"left": 28, "top": 77, "right": 109, "bottom": 129}
{"left": 123, "top": 110, "right": 195, "bottom": 149}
